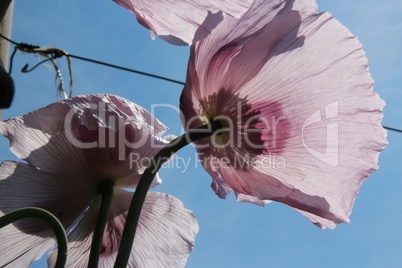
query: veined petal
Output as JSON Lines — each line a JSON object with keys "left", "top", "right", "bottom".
{"left": 181, "top": 0, "right": 320, "bottom": 107}
{"left": 0, "top": 223, "right": 55, "bottom": 268}
{"left": 236, "top": 11, "right": 387, "bottom": 227}
{"left": 180, "top": 0, "right": 387, "bottom": 228}
{"left": 0, "top": 94, "right": 168, "bottom": 188}
{"left": 47, "top": 190, "right": 199, "bottom": 267}
{"left": 182, "top": 0, "right": 286, "bottom": 100}
{"left": 0, "top": 161, "right": 91, "bottom": 267}
{"left": 61, "top": 94, "right": 168, "bottom": 136}
{"left": 0, "top": 94, "right": 168, "bottom": 153}
{"left": 113, "top": 0, "right": 253, "bottom": 45}
{"left": 181, "top": 0, "right": 330, "bottom": 103}
{"left": 129, "top": 191, "right": 199, "bottom": 267}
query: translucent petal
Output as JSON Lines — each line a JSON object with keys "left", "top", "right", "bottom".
{"left": 180, "top": 0, "right": 387, "bottom": 228}
{"left": 113, "top": 0, "right": 253, "bottom": 45}
{"left": 47, "top": 190, "right": 198, "bottom": 267}
{"left": 0, "top": 161, "right": 90, "bottom": 267}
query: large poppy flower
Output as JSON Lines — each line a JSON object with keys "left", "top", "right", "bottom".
{"left": 0, "top": 94, "right": 198, "bottom": 267}
{"left": 180, "top": 0, "right": 387, "bottom": 229}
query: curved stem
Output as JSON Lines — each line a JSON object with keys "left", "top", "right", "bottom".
{"left": 88, "top": 180, "right": 115, "bottom": 268}
{"left": 114, "top": 119, "right": 222, "bottom": 268}
{"left": 0, "top": 207, "right": 67, "bottom": 268}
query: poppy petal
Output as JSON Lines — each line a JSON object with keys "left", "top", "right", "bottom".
{"left": 47, "top": 190, "right": 198, "bottom": 267}
{"left": 113, "top": 0, "right": 253, "bottom": 45}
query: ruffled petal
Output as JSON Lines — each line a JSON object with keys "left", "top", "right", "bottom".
{"left": 0, "top": 94, "right": 168, "bottom": 188}
{"left": 47, "top": 190, "right": 198, "bottom": 267}
{"left": 0, "top": 94, "right": 167, "bottom": 156}
{"left": 237, "top": 11, "right": 387, "bottom": 227}
{"left": 181, "top": 0, "right": 387, "bottom": 228}
{"left": 182, "top": 0, "right": 286, "bottom": 100}
{"left": 113, "top": 0, "right": 253, "bottom": 45}
{"left": 0, "top": 161, "right": 91, "bottom": 267}
{"left": 181, "top": 0, "right": 320, "bottom": 106}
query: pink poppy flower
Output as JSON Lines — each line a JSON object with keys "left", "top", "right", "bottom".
{"left": 0, "top": 94, "right": 198, "bottom": 267}
{"left": 113, "top": 0, "right": 253, "bottom": 45}
{"left": 180, "top": 0, "right": 388, "bottom": 229}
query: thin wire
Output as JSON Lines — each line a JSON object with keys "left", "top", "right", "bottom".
{"left": 384, "top": 126, "right": 402, "bottom": 133}
{"left": 0, "top": 33, "right": 185, "bottom": 86}
{"left": 68, "top": 54, "right": 185, "bottom": 85}
{"left": 0, "top": 33, "right": 17, "bottom": 45}
{"left": 21, "top": 58, "right": 52, "bottom": 72}
{"left": 0, "top": 33, "right": 401, "bottom": 133}
{"left": 15, "top": 45, "right": 73, "bottom": 98}
{"left": 8, "top": 46, "right": 17, "bottom": 74}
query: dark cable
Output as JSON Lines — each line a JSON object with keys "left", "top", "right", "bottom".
{"left": 8, "top": 46, "right": 17, "bottom": 74}
{"left": 0, "top": 33, "right": 184, "bottom": 86}
{"left": 0, "top": 32, "right": 17, "bottom": 45}
{"left": 68, "top": 54, "right": 185, "bottom": 85}
{"left": 384, "top": 126, "right": 402, "bottom": 133}
{"left": 21, "top": 58, "right": 52, "bottom": 73}
{"left": 0, "top": 33, "right": 401, "bottom": 133}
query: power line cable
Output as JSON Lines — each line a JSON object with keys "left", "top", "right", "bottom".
{"left": 67, "top": 53, "right": 185, "bottom": 85}
{"left": 0, "top": 33, "right": 401, "bottom": 133}
{"left": 383, "top": 126, "right": 402, "bottom": 133}
{"left": 0, "top": 33, "right": 185, "bottom": 86}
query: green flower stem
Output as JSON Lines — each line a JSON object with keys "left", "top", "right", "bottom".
{"left": 0, "top": 207, "right": 67, "bottom": 268}
{"left": 88, "top": 180, "right": 115, "bottom": 268}
{"left": 114, "top": 119, "right": 223, "bottom": 268}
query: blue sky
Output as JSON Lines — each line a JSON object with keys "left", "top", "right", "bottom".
{"left": 1, "top": 0, "right": 401, "bottom": 267}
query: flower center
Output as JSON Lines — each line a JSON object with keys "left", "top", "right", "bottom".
{"left": 193, "top": 88, "right": 290, "bottom": 165}
{"left": 195, "top": 89, "right": 263, "bottom": 153}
